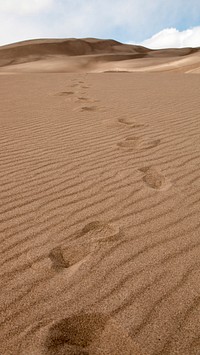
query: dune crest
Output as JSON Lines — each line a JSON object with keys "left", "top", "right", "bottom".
{"left": 0, "top": 38, "right": 200, "bottom": 73}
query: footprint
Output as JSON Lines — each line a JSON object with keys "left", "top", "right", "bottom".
{"left": 57, "top": 91, "right": 74, "bottom": 96}
{"left": 48, "top": 243, "right": 94, "bottom": 272}
{"left": 48, "top": 222, "right": 120, "bottom": 271}
{"left": 77, "top": 98, "right": 99, "bottom": 104}
{"left": 131, "top": 123, "right": 146, "bottom": 128}
{"left": 42, "top": 314, "right": 144, "bottom": 355}
{"left": 48, "top": 247, "right": 70, "bottom": 271}
{"left": 44, "top": 313, "right": 108, "bottom": 354}
{"left": 145, "top": 139, "right": 160, "bottom": 150}
{"left": 118, "top": 118, "right": 134, "bottom": 126}
{"left": 19, "top": 313, "right": 108, "bottom": 355}
{"left": 81, "top": 106, "right": 97, "bottom": 112}
{"left": 117, "top": 137, "right": 160, "bottom": 151}
{"left": 139, "top": 166, "right": 170, "bottom": 190}
{"left": 77, "top": 97, "right": 88, "bottom": 101}
{"left": 118, "top": 118, "right": 145, "bottom": 128}
{"left": 19, "top": 314, "right": 145, "bottom": 355}
{"left": 80, "top": 221, "right": 120, "bottom": 242}
{"left": 117, "top": 136, "right": 142, "bottom": 149}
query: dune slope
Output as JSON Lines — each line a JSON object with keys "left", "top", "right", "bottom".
{"left": 0, "top": 71, "right": 200, "bottom": 354}
{"left": 0, "top": 38, "right": 200, "bottom": 73}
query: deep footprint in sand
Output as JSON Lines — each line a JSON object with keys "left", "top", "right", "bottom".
{"left": 77, "top": 97, "right": 88, "bottom": 101}
{"left": 139, "top": 166, "right": 170, "bottom": 190}
{"left": 48, "top": 247, "right": 70, "bottom": 270}
{"left": 19, "top": 313, "right": 107, "bottom": 355}
{"left": 56, "top": 91, "right": 74, "bottom": 96}
{"left": 131, "top": 123, "right": 146, "bottom": 128}
{"left": 19, "top": 313, "right": 144, "bottom": 355}
{"left": 81, "top": 106, "right": 97, "bottom": 112}
{"left": 44, "top": 313, "right": 108, "bottom": 355}
{"left": 48, "top": 242, "right": 95, "bottom": 272}
{"left": 48, "top": 221, "right": 121, "bottom": 271}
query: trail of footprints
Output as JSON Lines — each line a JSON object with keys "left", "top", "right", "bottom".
{"left": 117, "top": 116, "right": 170, "bottom": 190}
{"left": 55, "top": 76, "right": 170, "bottom": 212}
{"left": 41, "top": 77, "right": 170, "bottom": 355}
{"left": 55, "top": 77, "right": 100, "bottom": 112}
{"left": 20, "top": 221, "right": 138, "bottom": 355}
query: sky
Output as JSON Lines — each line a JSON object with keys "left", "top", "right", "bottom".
{"left": 0, "top": 0, "right": 200, "bottom": 48}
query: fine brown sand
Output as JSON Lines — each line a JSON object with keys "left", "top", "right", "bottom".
{"left": 0, "top": 39, "right": 200, "bottom": 355}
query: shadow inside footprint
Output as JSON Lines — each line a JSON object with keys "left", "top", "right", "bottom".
{"left": 44, "top": 313, "right": 108, "bottom": 355}
{"left": 131, "top": 123, "right": 146, "bottom": 128}
{"left": 19, "top": 313, "right": 144, "bottom": 355}
{"left": 57, "top": 91, "right": 74, "bottom": 96}
{"left": 81, "top": 221, "right": 103, "bottom": 234}
{"left": 81, "top": 106, "right": 97, "bottom": 112}
{"left": 48, "top": 221, "right": 120, "bottom": 271}
{"left": 49, "top": 247, "right": 70, "bottom": 271}
{"left": 78, "top": 97, "right": 88, "bottom": 101}
{"left": 118, "top": 118, "right": 134, "bottom": 125}
{"left": 48, "top": 243, "right": 93, "bottom": 272}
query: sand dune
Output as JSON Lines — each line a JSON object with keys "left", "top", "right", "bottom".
{"left": 0, "top": 39, "right": 200, "bottom": 355}
{"left": 0, "top": 38, "right": 200, "bottom": 73}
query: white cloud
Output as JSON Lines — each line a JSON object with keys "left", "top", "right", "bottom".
{"left": 140, "top": 27, "right": 200, "bottom": 49}
{"left": 0, "top": 0, "right": 200, "bottom": 46}
{"left": 0, "top": 0, "right": 53, "bottom": 15}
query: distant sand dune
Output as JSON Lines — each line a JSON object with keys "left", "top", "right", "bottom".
{"left": 0, "top": 38, "right": 200, "bottom": 73}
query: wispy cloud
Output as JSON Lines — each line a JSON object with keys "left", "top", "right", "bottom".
{"left": 0, "top": 0, "right": 53, "bottom": 15}
{"left": 0, "top": 0, "right": 200, "bottom": 47}
{"left": 140, "top": 27, "right": 200, "bottom": 49}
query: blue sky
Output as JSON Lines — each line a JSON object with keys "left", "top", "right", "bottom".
{"left": 0, "top": 0, "right": 200, "bottom": 48}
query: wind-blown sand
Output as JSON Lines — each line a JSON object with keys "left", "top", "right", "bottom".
{"left": 0, "top": 39, "right": 200, "bottom": 355}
